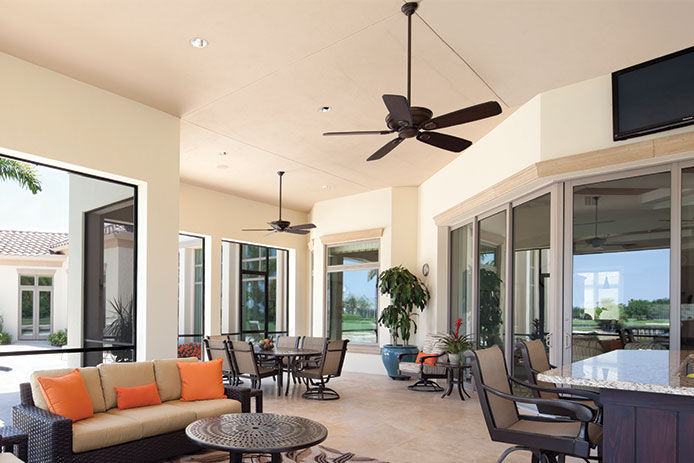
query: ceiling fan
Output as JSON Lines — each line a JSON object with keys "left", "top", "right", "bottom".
{"left": 242, "top": 171, "right": 316, "bottom": 235}
{"left": 322, "top": 1, "right": 502, "bottom": 161}
{"left": 582, "top": 196, "right": 610, "bottom": 248}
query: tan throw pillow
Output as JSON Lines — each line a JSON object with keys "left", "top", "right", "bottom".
{"left": 98, "top": 362, "right": 156, "bottom": 410}
{"left": 153, "top": 357, "right": 198, "bottom": 402}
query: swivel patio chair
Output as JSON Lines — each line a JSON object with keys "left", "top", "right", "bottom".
{"left": 466, "top": 346, "right": 602, "bottom": 463}
{"left": 397, "top": 333, "right": 447, "bottom": 392}
{"left": 517, "top": 340, "right": 602, "bottom": 422}
{"left": 203, "top": 335, "right": 238, "bottom": 385}
{"left": 298, "top": 336, "right": 327, "bottom": 369}
{"left": 295, "top": 339, "right": 349, "bottom": 400}
{"left": 228, "top": 340, "right": 278, "bottom": 389}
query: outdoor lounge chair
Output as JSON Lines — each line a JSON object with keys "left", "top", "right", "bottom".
{"left": 397, "top": 333, "right": 447, "bottom": 392}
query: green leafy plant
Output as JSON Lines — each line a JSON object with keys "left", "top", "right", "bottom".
{"left": 435, "top": 318, "right": 473, "bottom": 354}
{"left": 479, "top": 268, "right": 503, "bottom": 348}
{"left": 104, "top": 296, "right": 134, "bottom": 362}
{"left": 0, "top": 315, "right": 11, "bottom": 345}
{"left": 0, "top": 158, "right": 42, "bottom": 194}
{"left": 376, "top": 266, "right": 430, "bottom": 345}
{"left": 47, "top": 330, "right": 67, "bottom": 347}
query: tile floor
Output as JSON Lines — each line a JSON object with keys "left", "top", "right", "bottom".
{"left": 258, "top": 372, "right": 590, "bottom": 463}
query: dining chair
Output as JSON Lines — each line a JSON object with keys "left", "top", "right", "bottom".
{"left": 203, "top": 336, "right": 238, "bottom": 385}
{"left": 295, "top": 339, "right": 349, "bottom": 400}
{"left": 228, "top": 340, "right": 278, "bottom": 389}
{"left": 517, "top": 340, "right": 602, "bottom": 422}
{"left": 466, "top": 346, "right": 602, "bottom": 463}
{"left": 299, "top": 336, "right": 328, "bottom": 369}
{"left": 275, "top": 335, "right": 301, "bottom": 383}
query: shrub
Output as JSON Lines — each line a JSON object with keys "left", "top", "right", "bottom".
{"left": 0, "top": 331, "right": 11, "bottom": 345}
{"left": 47, "top": 330, "right": 67, "bottom": 347}
{"left": 178, "top": 342, "right": 202, "bottom": 360}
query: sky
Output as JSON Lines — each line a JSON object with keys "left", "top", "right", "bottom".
{"left": 0, "top": 163, "right": 69, "bottom": 232}
{"left": 574, "top": 249, "right": 670, "bottom": 305}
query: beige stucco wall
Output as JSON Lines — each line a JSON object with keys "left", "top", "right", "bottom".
{"left": 0, "top": 51, "right": 180, "bottom": 361}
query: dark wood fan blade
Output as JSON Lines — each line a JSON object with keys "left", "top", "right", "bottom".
{"left": 421, "top": 101, "right": 502, "bottom": 130}
{"left": 367, "top": 137, "right": 404, "bottom": 161}
{"left": 323, "top": 130, "right": 395, "bottom": 136}
{"left": 382, "top": 94, "right": 413, "bottom": 126}
{"left": 416, "top": 132, "right": 472, "bottom": 152}
{"left": 285, "top": 229, "right": 310, "bottom": 235}
{"left": 242, "top": 228, "right": 274, "bottom": 231}
{"left": 288, "top": 223, "right": 316, "bottom": 230}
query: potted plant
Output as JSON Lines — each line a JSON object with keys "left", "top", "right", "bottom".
{"left": 435, "top": 318, "right": 473, "bottom": 365}
{"left": 376, "top": 265, "right": 430, "bottom": 379}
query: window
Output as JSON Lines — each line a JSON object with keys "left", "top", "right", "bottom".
{"left": 18, "top": 274, "right": 53, "bottom": 339}
{"left": 512, "top": 194, "right": 551, "bottom": 382}
{"left": 178, "top": 234, "right": 204, "bottom": 359}
{"left": 571, "top": 172, "right": 670, "bottom": 361}
{"left": 220, "top": 241, "right": 289, "bottom": 342}
{"left": 478, "top": 212, "right": 507, "bottom": 350}
{"left": 0, "top": 154, "right": 137, "bottom": 420}
{"left": 326, "top": 240, "right": 379, "bottom": 344}
{"left": 450, "top": 224, "right": 473, "bottom": 336}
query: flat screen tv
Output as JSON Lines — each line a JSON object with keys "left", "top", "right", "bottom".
{"left": 612, "top": 46, "right": 694, "bottom": 141}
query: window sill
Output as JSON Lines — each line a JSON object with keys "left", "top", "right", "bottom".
{"left": 347, "top": 343, "right": 381, "bottom": 355}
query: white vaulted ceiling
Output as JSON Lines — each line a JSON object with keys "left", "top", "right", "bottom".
{"left": 0, "top": 0, "right": 692, "bottom": 210}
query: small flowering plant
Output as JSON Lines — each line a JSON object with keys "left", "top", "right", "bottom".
{"left": 177, "top": 342, "right": 202, "bottom": 360}
{"left": 435, "top": 318, "right": 473, "bottom": 355}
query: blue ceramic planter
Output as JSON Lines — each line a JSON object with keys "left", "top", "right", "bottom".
{"left": 381, "top": 344, "right": 419, "bottom": 380}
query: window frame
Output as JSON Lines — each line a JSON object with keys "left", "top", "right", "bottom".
{"left": 177, "top": 232, "right": 206, "bottom": 354}
{"left": 325, "top": 238, "right": 380, "bottom": 345}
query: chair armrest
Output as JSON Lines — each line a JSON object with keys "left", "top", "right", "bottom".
{"left": 508, "top": 376, "right": 603, "bottom": 407}
{"left": 11, "top": 404, "right": 72, "bottom": 462}
{"left": 480, "top": 384, "right": 595, "bottom": 422}
{"left": 398, "top": 350, "right": 419, "bottom": 361}
{"left": 224, "top": 385, "right": 263, "bottom": 413}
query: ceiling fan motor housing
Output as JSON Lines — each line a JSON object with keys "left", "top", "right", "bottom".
{"left": 271, "top": 220, "right": 291, "bottom": 230}
{"left": 386, "top": 106, "right": 433, "bottom": 136}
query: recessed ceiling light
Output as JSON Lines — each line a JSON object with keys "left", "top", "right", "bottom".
{"left": 319, "top": 106, "right": 331, "bottom": 113}
{"left": 219, "top": 151, "right": 228, "bottom": 156}
{"left": 217, "top": 164, "right": 229, "bottom": 169}
{"left": 190, "top": 37, "right": 208, "bottom": 48}
{"left": 321, "top": 185, "right": 329, "bottom": 190}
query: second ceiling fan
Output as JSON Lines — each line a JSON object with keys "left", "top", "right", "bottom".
{"left": 323, "top": 2, "right": 503, "bottom": 161}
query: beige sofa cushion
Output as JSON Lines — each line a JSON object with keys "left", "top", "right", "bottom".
{"left": 153, "top": 357, "right": 198, "bottom": 402}
{"left": 98, "top": 362, "right": 156, "bottom": 410}
{"left": 165, "top": 398, "right": 242, "bottom": 419}
{"left": 107, "top": 403, "right": 196, "bottom": 438}
{"left": 72, "top": 412, "right": 142, "bottom": 453}
{"left": 29, "top": 367, "right": 107, "bottom": 413}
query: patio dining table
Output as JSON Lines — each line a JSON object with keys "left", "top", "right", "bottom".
{"left": 254, "top": 347, "right": 322, "bottom": 396}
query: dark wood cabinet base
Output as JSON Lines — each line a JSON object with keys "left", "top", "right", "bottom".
{"left": 602, "top": 388, "right": 694, "bottom": 463}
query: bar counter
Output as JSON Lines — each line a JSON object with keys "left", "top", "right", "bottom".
{"left": 538, "top": 349, "right": 694, "bottom": 463}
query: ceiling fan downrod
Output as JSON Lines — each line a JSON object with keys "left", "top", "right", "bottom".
{"left": 402, "top": 2, "right": 418, "bottom": 106}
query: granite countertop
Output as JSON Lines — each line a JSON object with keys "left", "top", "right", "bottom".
{"left": 537, "top": 349, "right": 694, "bottom": 396}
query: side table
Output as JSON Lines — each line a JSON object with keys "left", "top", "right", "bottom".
{"left": 0, "top": 425, "right": 28, "bottom": 462}
{"left": 440, "top": 362, "right": 471, "bottom": 401}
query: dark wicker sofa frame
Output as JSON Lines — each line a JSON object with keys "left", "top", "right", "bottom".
{"left": 12, "top": 382, "right": 262, "bottom": 463}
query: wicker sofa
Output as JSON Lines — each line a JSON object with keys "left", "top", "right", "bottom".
{"left": 12, "top": 358, "right": 262, "bottom": 463}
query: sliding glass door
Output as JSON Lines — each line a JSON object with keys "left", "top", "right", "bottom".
{"left": 478, "top": 211, "right": 507, "bottom": 350}
{"left": 570, "top": 172, "right": 671, "bottom": 361}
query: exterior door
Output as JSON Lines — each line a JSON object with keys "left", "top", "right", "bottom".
{"left": 19, "top": 275, "right": 53, "bottom": 340}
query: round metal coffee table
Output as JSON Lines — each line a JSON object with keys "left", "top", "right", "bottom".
{"left": 186, "top": 413, "right": 328, "bottom": 463}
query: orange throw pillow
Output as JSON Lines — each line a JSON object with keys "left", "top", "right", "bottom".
{"left": 115, "top": 382, "right": 162, "bottom": 410}
{"left": 37, "top": 369, "right": 94, "bottom": 422}
{"left": 177, "top": 357, "right": 226, "bottom": 401}
{"left": 416, "top": 352, "right": 438, "bottom": 366}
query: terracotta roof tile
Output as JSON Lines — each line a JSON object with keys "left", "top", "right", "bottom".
{"left": 0, "top": 230, "right": 68, "bottom": 256}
